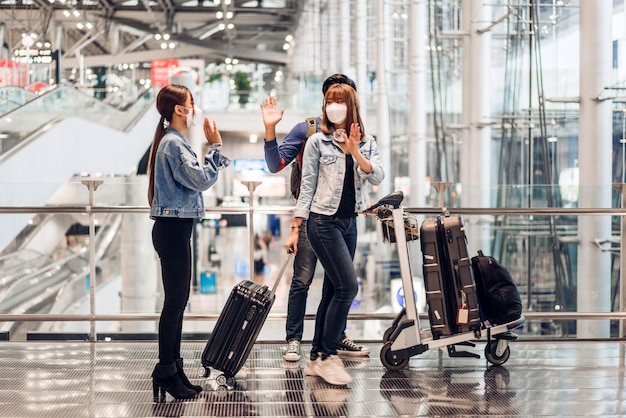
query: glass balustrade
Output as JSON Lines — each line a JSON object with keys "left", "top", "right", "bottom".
{"left": 0, "top": 178, "right": 623, "bottom": 342}
{"left": 0, "top": 86, "right": 155, "bottom": 159}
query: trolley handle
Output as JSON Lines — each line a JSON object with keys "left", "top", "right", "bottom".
{"left": 270, "top": 250, "right": 293, "bottom": 296}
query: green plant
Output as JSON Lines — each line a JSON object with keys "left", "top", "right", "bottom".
{"left": 207, "top": 72, "right": 222, "bottom": 83}
{"left": 234, "top": 71, "right": 251, "bottom": 92}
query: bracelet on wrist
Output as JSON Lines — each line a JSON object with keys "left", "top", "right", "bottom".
{"left": 291, "top": 224, "right": 300, "bottom": 230}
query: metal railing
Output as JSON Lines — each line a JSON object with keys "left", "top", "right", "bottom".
{"left": 0, "top": 179, "right": 624, "bottom": 341}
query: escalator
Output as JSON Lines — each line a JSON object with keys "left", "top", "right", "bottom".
{"left": 0, "top": 212, "right": 122, "bottom": 339}
{"left": 0, "top": 86, "right": 37, "bottom": 114}
{"left": 0, "top": 85, "right": 158, "bottom": 339}
{"left": 0, "top": 85, "right": 158, "bottom": 252}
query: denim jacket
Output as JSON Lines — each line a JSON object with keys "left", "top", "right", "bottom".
{"left": 294, "top": 132, "right": 384, "bottom": 219}
{"left": 150, "top": 127, "right": 230, "bottom": 219}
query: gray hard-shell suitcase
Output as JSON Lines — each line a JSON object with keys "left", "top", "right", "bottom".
{"left": 420, "top": 215, "right": 481, "bottom": 338}
{"left": 200, "top": 252, "right": 292, "bottom": 382}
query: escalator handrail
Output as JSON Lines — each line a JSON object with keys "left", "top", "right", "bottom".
{"left": 0, "top": 87, "right": 156, "bottom": 165}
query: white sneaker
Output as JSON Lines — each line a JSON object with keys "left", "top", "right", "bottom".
{"left": 316, "top": 355, "right": 352, "bottom": 386}
{"left": 337, "top": 336, "right": 371, "bottom": 357}
{"left": 283, "top": 340, "right": 301, "bottom": 362}
{"left": 303, "top": 356, "right": 319, "bottom": 376}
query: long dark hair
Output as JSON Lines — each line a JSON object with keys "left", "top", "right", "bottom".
{"left": 320, "top": 83, "right": 364, "bottom": 139}
{"left": 147, "top": 84, "right": 190, "bottom": 205}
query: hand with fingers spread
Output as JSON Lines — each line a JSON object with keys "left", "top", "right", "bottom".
{"left": 203, "top": 118, "right": 222, "bottom": 146}
{"left": 343, "top": 123, "right": 361, "bottom": 156}
{"left": 260, "top": 96, "right": 285, "bottom": 141}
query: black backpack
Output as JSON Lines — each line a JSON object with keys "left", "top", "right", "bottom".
{"left": 471, "top": 250, "right": 523, "bottom": 325}
{"left": 289, "top": 117, "right": 317, "bottom": 199}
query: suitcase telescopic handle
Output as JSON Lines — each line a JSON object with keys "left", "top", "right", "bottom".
{"left": 270, "top": 250, "right": 293, "bottom": 296}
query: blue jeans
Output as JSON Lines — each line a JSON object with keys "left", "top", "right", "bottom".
{"left": 306, "top": 214, "right": 358, "bottom": 357}
{"left": 285, "top": 220, "right": 318, "bottom": 342}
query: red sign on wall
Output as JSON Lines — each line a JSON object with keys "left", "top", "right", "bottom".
{"left": 151, "top": 59, "right": 180, "bottom": 88}
{"left": 0, "top": 59, "right": 28, "bottom": 87}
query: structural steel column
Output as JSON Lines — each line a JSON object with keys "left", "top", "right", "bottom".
{"left": 0, "top": 25, "right": 4, "bottom": 60}
{"left": 355, "top": 0, "right": 368, "bottom": 128}
{"left": 338, "top": 0, "right": 350, "bottom": 74}
{"left": 326, "top": 0, "right": 338, "bottom": 74}
{"left": 577, "top": 0, "right": 612, "bottom": 337}
{"left": 461, "top": 0, "right": 492, "bottom": 252}
{"left": 408, "top": 0, "right": 427, "bottom": 208}
{"left": 375, "top": 0, "right": 392, "bottom": 196}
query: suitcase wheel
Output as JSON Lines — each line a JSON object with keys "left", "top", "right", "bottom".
{"left": 216, "top": 373, "right": 235, "bottom": 387}
{"left": 199, "top": 366, "right": 210, "bottom": 378}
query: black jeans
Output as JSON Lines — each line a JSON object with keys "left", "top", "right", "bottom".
{"left": 152, "top": 217, "right": 194, "bottom": 365}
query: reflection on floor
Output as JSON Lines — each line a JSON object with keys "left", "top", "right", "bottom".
{"left": 0, "top": 340, "right": 624, "bottom": 417}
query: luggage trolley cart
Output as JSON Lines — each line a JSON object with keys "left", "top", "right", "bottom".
{"left": 369, "top": 191, "right": 525, "bottom": 371}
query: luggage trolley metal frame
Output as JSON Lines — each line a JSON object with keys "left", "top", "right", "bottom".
{"left": 370, "top": 191, "right": 525, "bottom": 371}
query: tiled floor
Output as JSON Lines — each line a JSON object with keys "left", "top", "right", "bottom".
{"left": 0, "top": 339, "right": 624, "bottom": 417}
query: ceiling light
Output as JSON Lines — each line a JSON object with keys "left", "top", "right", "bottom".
{"left": 216, "top": 11, "right": 223, "bottom": 18}
{"left": 227, "top": 23, "right": 234, "bottom": 29}
{"left": 226, "top": 11, "right": 233, "bottom": 19}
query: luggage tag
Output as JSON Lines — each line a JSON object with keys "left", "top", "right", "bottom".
{"left": 456, "top": 292, "right": 470, "bottom": 325}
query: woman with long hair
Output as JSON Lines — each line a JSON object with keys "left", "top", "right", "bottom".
{"left": 148, "top": 84, "right": 229, "bottom": 401}
{"left": 285, "top": 83, "right": 384, "bottom": 386}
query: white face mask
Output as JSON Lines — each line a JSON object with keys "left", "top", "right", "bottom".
{"left": 183, "top": 104, "right": 203, "bottom": 128}
{"left": 325, "top": 103, "right": 347, "bottom": 124}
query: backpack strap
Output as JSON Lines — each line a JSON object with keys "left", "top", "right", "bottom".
{"left": 305, "top": 117, "right": 317, "bottom": 137}
{"left": 297, "top": 117, "right": 318, "bottom": 168}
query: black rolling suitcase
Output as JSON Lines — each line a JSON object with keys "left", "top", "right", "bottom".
{"left": 420, "top": 215, "right": 481, "bottom": 339}
{"left": 201, "top": 252, "right": 292, "bottom": 383}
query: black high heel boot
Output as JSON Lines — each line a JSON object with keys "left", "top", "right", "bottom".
{"left": 175, "top": 358, "right": 203, "bottom": 393}
{"left": 151, "top": 363, "right": 197, "bottom": 402}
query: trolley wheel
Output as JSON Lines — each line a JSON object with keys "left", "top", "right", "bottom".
{"left": 199, "top": 366, "right": 210, "bottom": 378}
{"left": 382, "top": 327, "right": 395, "bottom": 343}
{"left": 216, "top": 373, "right": 229, "bottom": 386}
{"left": 484, "top": 340, "right": 510, "bottom": 365}
{"left": 380, "top": 341, "right": 409, "bottom": 371}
